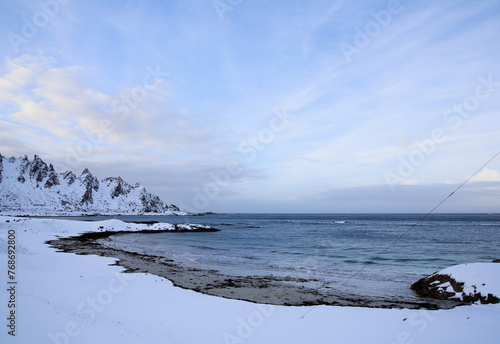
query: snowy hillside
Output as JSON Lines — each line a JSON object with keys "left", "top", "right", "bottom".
{"left": 0, "top": 154, "right": 185, "bottom": 215}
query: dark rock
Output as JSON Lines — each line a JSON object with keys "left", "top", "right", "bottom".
{"left": 411, "top": 273, "right": 499, "bottom": 304}
{"left": 80, "top": 168, "right": 100, "bottom": 205}
{"left": 493, "top": 259, "right": 500, "bottom": 263}
{"left": 80, "top": 168, "right": 99, "bottom": 191}
{"left": 17, "top": 155, "right": 30, "bottom": 183}
{"left": 111, "top": 183, "right": 124, "bottom": 198}
{"left": 0, "top": 154, "right": 3, "bottom": 183}
{"left": 169, "top": 204, "right": 181, "bottom": 212}
{"left": 44, "top": 164, "right": 60, "bottom": 188}
{"left": 138, "top": 187, "right": 168, "bottom": 213}
{"left": 30, "top": 154, "right": 49, "bottom": 184}
{"left": 110, "top": 178, "right": 125, "bottom": 198}
{"left": 411, "top": 274, "right": 464, "bottom": 300}
{"left": 171, "top": 224, "right": 220, "bottom": 232}
{"left": 104, "top": 177, "right": 131, "bottom": 199}
{"left": 63, "top": 171, "right": 76, "bottom": 186}
{"left": 81, "top": 187, "right": 94, "bottom": 205}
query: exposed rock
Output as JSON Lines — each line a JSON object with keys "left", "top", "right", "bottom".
{"left": 493, "top": 259, "right": 500, "bottom": 263}
{"left": 169, "top": 204, "right": 181, "bottom": 212}
{"left": 411, "top": 274, "right": 464, "bottom": 300}
{"left": 171, "top": 223, "right": 219, "bottom": 232}
{"left": 0, "top": 153, "right": 184, "bottom": 215}
{"left": 80, "top": 168, "right": 100, "bottom": 205}
{"left": 17, "top": 155, "right": 30, "bottom": 183}
{"left": 411, "top": 273, "right": 500, "bottom": 305}
{"left": 44, "top": 164, "right": 60, "bottom": 188}
{"left": 80, "top": 168, "right": 100, "bottom": 191}
{"left": 104, "top": 177, "right": 130, "bottom": 199}
{"left": 63, "top": 171, "right": 76, "bottom": 186}
{"left": 140, "top": 190, "right": 164, "bottom": 213}
{"left": 29, "top": 154, "right": 49, "bottom": 184}
{"left": 81, "top": 185, "right": 94, "bottom": 205}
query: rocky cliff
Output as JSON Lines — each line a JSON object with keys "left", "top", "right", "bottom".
{"left": 0, "top": 154, "right": 184, "bottom": 216}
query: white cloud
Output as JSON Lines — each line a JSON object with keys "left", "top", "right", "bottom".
{"left": 401, "top": 179, "right": 419, "bottom": 186}
{"left": 0, "top": 54, "right": 243, "bottom": 175}
{"left": 0, "top": 55, "right": 54, "bottom": 102}
{"left": 473, "top": 168, "right": 500, "bottom": 182}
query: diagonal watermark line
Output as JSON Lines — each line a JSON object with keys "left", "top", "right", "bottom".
{"left": 301, "top": 150, "right": 500, "bottom": 318}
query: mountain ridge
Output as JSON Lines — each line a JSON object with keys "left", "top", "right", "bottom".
{"left": 0, "top": 153, "right": 185, "bottom": 216}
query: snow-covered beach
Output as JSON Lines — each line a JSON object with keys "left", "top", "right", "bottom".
{"left": 45, "top": 221, "right": 462, "bottom": 310}
{"left": 1, "top": 216, "right": 499, "bottom": 344}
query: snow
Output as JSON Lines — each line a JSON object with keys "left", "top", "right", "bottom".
{"left": 0, "top": 154, "right": 188, "bottom": 216}
{"left": 1, "top": 216, "right": 500, "bottom": 344}
{"left": 438, "top": 263, "right": 500, "bottom": 302}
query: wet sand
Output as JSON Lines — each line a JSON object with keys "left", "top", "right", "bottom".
{"left": 46, "top": 229, "right": 463, "bottom": 310}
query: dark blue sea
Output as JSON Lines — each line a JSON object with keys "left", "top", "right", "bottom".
{"left": 66, "top": 213, "right": 500, "bottom": 300}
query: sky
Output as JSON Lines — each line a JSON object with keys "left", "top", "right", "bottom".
{"left": 0, "top": 0, "right": 499, "bottom": 213}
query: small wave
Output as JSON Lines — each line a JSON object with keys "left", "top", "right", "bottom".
{"left": 344, "top": 259, "right": 377, "bottom": 265}
{"left": 242, "top": 255, "right": 259, "bottom": 260}
{"left": 190, "top": 245, "right": 227, "bottom": 251}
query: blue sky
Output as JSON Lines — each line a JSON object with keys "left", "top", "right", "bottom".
{"left": 1, "top": 0, "right": 499, "bottom": 213}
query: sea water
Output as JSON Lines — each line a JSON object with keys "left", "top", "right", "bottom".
{"left": 70, "top": 213, "right": 500, "bottom": 300}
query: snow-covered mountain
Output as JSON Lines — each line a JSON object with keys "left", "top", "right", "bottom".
{"left": 0, "top": 154, "right": 185, "bottom": 216}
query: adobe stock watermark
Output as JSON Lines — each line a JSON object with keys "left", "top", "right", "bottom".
{"left": 57, "top": 65, "right": 169, "bottom": 172}
{"left": 384, "top": 130, "right": 447, "bottom": 190}
{"left": 380, "top": 310, "right": 437, "bottom": 344}
{"left": 442, "top": 75, "right": 499, "bottom": 129}
{"left": 8, "top": 0, "right": 72, "bottom": 53}
{"left": 185, "top": 108, "right": 292, "bottom": 212}
{"left": 340, "top": 0, "right": 403, "bottom": 63}
{"left": 213, "top": 0, "right": 244, "bottom": 21}
{"left": 222, "top": 302, "right": 274, "bottom": 344}
{"left": 48, "top": 272, "right": 135, "bottom": 344}
{"left": 385, "top": 75, "right": 499, "bottom": 190}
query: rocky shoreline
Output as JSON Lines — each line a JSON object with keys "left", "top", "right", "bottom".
{"left": 46, "top": 226, "right": 466, "bottom": 310}
{"left": 411, "top": 268, "right": 500, "bottom": 304}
